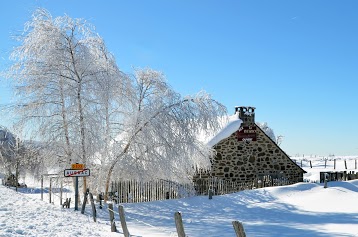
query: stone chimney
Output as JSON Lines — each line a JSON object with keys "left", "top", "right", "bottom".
{"left": 235, "top": 106, "right": 256, "bottom": 126}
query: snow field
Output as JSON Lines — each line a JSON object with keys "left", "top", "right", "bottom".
{"left": 2, "top": 156, "right": 358, "bottom": 236}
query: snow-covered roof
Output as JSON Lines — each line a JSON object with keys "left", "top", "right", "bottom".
{"left": 206, "top": 113, "right": 242, "bottom": 147}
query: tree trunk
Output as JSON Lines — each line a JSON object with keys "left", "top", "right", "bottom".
{"left": 59, "top": 78, "right": 72, "bottom": 164}
{"left": 70, "top": 40, "right": 87, "bottom": 193}
{"left": 104, "top": 143, "right": 131, "bottom": 202}
{"left": 77, "top": 84, "right": 87, "bottom": 193}
{"left": 104, "top": 163, "right": 115, "bottom": 202}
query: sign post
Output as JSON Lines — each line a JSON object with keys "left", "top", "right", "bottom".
{"left": 63, "top": 164, "right": 90, "bottom": 211}
{"left": 75, "top": 176, "right": 79, "bottom": 210}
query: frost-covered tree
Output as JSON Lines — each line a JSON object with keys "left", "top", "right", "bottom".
{"left": 0, "top": 126, "right": 43, "bottom": 187}
{"left": 276, "top": 135, "right": 284, "bottom": 146}
{"left": 5, "top": 8, "right": 124, "bottom": 191}
{"left": 88, "top": 65, "right": 131, "bottom": 191}
{"left": 103, "top": 68, "right": 226, "bottom": 200}
{"left": 5, "top": 9, "right": 227, "bottom": 197}
{"left": 257, "top": 122, "right": 284, "bottom": 146}
{"left": 257, "top": 122, "right": 276, "bottom": 142}
{"left": 0, "top": 126, "right": 17, "bottom": 175}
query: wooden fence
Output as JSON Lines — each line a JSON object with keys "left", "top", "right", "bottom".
{"left": 194, "top": 176, "right": 294, "bottom": 196}
{"left": 110, "top": 176, "right": 294, "bottom": 203}
{"left": 109, "top": 179, "right": 195, "bottom": 203}
{"left": 293, "top": 158, "right": 358, "bottom": 170}
{"left": 319, "top": 171, "right": 358, "bottom": 183}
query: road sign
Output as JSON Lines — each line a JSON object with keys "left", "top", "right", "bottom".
{"left": 64, "top": 169, "right": 90, "bottom": 177}
{"left": 71, "top": 163, "right": 84, "bottom": 169}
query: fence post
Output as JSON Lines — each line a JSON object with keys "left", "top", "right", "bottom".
{"left": 310, "top": 160, "right": 312, "bottom": 168}
{"left": 108, "top": 203, "right": 117, "bottom": 232}
{"left": 89, "top": 192, "right": 97, "bottom": 222}
{"left": 232, "top": 221, "right": 246, "bottom": 237}
{"left": 49, "top": 177, "right": 52, "bottom": 204}
{"left": 81, "top": 188, "right": 89, "bottom": 214}
{"left": 60, "top": 180, "right": 63, "bottom": 206}
{"left": 174, "top": 212, "right": 186, "bottom": 237}
{"left": 67, "top": 198, "right": 71, "bottom": 208}
{"left": 98, "top": 193, "right": 103, "bottom": 209}
{"left": 324, "top": 173, "right": 328, "bottom": 188}
{"left": 41, "top": 175, "right": 44, "bottom": 201}
{"left": 118, "top": 205, "right": 130, "bottom": 237}
{"left": 208, "top": 187, "right": 213, "bottom": 200}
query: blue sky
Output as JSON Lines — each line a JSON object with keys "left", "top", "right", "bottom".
{"left": 1, "top": 0, "right": 358, "bottom": 156}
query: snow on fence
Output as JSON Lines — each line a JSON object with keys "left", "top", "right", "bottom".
{"left": 110, "top": 176, "right": 294, "bottom": 203}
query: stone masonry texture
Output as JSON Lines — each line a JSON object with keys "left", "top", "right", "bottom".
{"left": 195, "top": 106, "right": 305, "bottom": 184}
{"left": 203, "top": 126, "right": 304, "bottom": 183}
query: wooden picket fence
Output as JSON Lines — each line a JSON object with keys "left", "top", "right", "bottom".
{"left": 109, "top": 179, "right": 195, "bottom": 203}
{"left": 110, "top": 176, "right": 294, "bottom": 203}
{"left": 194, "top": 176, "right": 294, "bottom": 196}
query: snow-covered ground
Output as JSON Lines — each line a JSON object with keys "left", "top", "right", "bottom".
{"left": 1, "top": 156, "right": 358, "bottom": 237}
{"left": 292, "top": 155, "right": 358, "bottom": 182}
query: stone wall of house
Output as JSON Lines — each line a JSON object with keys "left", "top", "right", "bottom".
{"left": 203, "top": 127, "right": 304, "bottom": 183}
{"left": 196, "top": 127, "right": 303, "bottom": 182}
{"left": 194, "top": 106, "right": 304, "bottom": 184}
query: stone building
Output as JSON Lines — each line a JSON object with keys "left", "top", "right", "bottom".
{"left": 199, "top": 106, "right": 305, "bottom": 184}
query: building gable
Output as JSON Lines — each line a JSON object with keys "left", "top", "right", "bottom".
{"left": 201, "top": 106, "right": 305, "bottom": 183}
